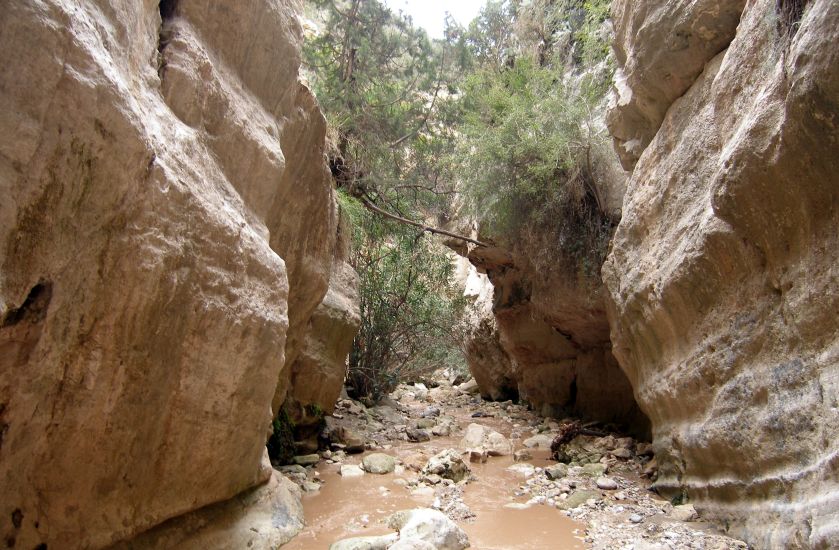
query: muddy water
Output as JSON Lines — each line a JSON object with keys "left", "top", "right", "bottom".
{"left": 284, "top": 409, "right": 587, "bottom": 550}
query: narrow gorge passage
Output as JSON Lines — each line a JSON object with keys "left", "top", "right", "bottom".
{"left": 1, "top": 0, "right": 836, "bottom": 549}
{"left": 280, "top": 377, "right": 748, "bottom": 549}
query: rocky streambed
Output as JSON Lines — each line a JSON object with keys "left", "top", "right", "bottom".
{"left": 279, "top": 378, "right": 750, "bottom": 549}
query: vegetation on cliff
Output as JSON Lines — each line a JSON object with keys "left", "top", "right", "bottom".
{"left": 303, "top": 0, "right": 615, "bottom": 398}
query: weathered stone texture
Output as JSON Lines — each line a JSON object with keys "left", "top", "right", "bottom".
{"left": 462, "top": 246, "right": 649, "bottom": 435}
{"left": 0, "top": 1, "right": 332, "bottom": 548}
{"left": 288, "top": 230, "right": 362, "bottom": 421}
{"left": 607, "top": 0, "right": 747, "bottom": 169}
{"left": 604, "top": 1, "right": 839, "bottom": 547}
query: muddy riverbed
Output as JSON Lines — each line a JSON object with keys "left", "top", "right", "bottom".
{"left": 279, "top": 379, "right": 750, "bottom": 549}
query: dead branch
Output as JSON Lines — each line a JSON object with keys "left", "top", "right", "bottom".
{"left": 358, "top": 197, "right": 488, "bottom": 248}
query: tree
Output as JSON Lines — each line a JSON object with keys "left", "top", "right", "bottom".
{"left": 305, "top": 1, "right": 470, "bottom": 400}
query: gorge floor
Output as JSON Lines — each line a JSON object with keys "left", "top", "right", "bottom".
{"left": 279, "top": 380, "right": 750, "bottom": 550}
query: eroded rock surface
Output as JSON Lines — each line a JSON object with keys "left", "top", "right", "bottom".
{"left": 460, "top": 247, "right": 649, "bottom": 435}
{"left": 606, "top": 0, "right": 747, "bottom": 168}
{"left": 604, "top": 1, "right": 839, "bottom": 547}
{"left": 0, "top": 1, "right": 334, "bottom": 548}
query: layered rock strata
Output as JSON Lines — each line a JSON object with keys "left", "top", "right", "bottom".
{"left": 604, "top": 1, "right": 839, "bottom": 547}
{"left": 464, "top": 245, "right": 649, "bottom": 436}
{"left": 0, "top": 1, "right": 337, "bottom": 548}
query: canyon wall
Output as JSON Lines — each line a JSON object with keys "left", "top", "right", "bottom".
{"left": 463, "top": 241, "right": 649, "bottom": 436}
{"left": 454, "top": 142, "right": 650, "bottom": 436}
{"left": 604, "top": 0, "right": 839, "bottom": 547}
{"left": 0, "top": 0, "right": 348, "bottom": 548}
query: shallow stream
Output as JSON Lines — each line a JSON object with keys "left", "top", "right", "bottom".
{"left": 284, "top": 406, "right": 587, "bottom": 549}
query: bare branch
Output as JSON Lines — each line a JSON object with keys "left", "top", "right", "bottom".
{"left": 358, "top": 197, "right": 488, "bottom": 247}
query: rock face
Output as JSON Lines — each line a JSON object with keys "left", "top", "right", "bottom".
{"left": 604, "top": 1, "right": 839, "bottom": 547}
{"left": 0, "top": 1, "right": 338, "bottom": 548}
{"left": 461, "top": 245, "right": 649, "bottom": 436}
{"left": 286, "top": 214, "right": 361, "bottom": 431}
{"left": 607, "top": 0, "right": 747, "bottom": 169}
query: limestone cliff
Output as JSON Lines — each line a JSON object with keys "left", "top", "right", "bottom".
{"left": 285, "top": 213, "right": 362, "bottom": 446}
{"left": 604, "top": 0, "right": 839, "bottom": 547}
{"left": 463, "top": 240, "right": 649, "bottom": 436}
{"left": 0, "top": 0, "right": 340, "bottom": 548}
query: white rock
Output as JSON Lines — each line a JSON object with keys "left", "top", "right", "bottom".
{"left": 596, "top": 477, "right": 619, "bottom": 490}
{"left": 523, "top": 434, "right": 554, "bottom": 449}
{"left": 387, "top": 508, "right": 470, "bottom": 550}
{"left": 339, "top": 464, "right": 365, "bottom": 477}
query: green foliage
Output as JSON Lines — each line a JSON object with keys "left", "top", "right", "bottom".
{"left": 456, "top": 51, "right": 613, "bottom": 274}
{"left": 340, "top": 190, "right": 466, "bottom": 401}
{"left": 303, "top": 0, "right": 619, "bottom": 402}
{"left": 266, "top": 407, "right": 296, "bottom": 465}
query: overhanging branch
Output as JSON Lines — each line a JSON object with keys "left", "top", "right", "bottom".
{"left": 359, "top": 197, "right": 488, "bottom": 248}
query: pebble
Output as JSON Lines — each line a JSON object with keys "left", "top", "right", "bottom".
{"left": 629, "top": 513, "right": 644, "bottom": 523}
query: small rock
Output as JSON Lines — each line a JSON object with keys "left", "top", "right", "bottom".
{"left": 431, "top": 423, "right": 451, "bottom": 437}
{"left": 629, "top": 513, "right": 644, "bottom": 524}
{"left": 670, "top": 503, "right": 699, "bottom": 522}
{"left": 339, "top": 464, "right": 365, "bottom": 477}
{"left": 421, "top": 406, "right": 441, "bottom": 418}
{"left": 581, "top": 463, "right": 607, "bottom": 477}
{"left": 611, "top": 447, "right": 633, "bottom": 459}
{"left": 507, "top": 463, "right": 536, "bottom": 477}
{"left": 414, "top": 418, "right": 437, "bottom": 429}
{"left": 556, "top": 489, "right": 600, "bottom": 510}
{"left": 329, "top": 533, "right": 398, "bottom": 550}
{"left": 596, "top": 476, "right": 619, "bottom": 490}
{"left": 301, "top": 481, "right": 321, "bottom": 493}
{"left": 468, "top": 448, "right": 488, "bottom": 463}
{"left": 278, "top": 464, "right": 307, "bottom": 475}
{"left": 362, "top": 453, "right": 396, "bottom": 474}
{"left": 389, "top": 541, "right": 436, "bottom": 550}
{"left": 456, "top": 379, "right": 480, "bottom": 394}
{"left": 292, "top": 454, "right": 320, "bottom": 467}
{"left": 523, "top": 434, "right": 554, "bottom": 449}
{"left": 423, "top": 473, "right": 442, "bottom": 485}
{"left": 513, "top": 449, "right": 533, "bottom": 462}
{"left": 407, "top": 428, "right": 431, "bottom": 442}
{"left": 545, "top": 464, "right": 569, "bottom": 480}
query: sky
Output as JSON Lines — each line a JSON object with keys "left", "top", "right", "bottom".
{"left": 382, "top": 0, "right": 486, "bottom": 39}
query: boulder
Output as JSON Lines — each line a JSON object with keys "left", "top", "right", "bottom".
{"left": 459, "top": 424, "right": 512, "bottom": 456}
{"left": 361, "top": 454, "right": 396, "bottom": 475}
{"left": 387, "top": 509, "right": 470, "bottom": 550}
{"left": 421, "top": 449, "right": 471, "bottom": 483}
